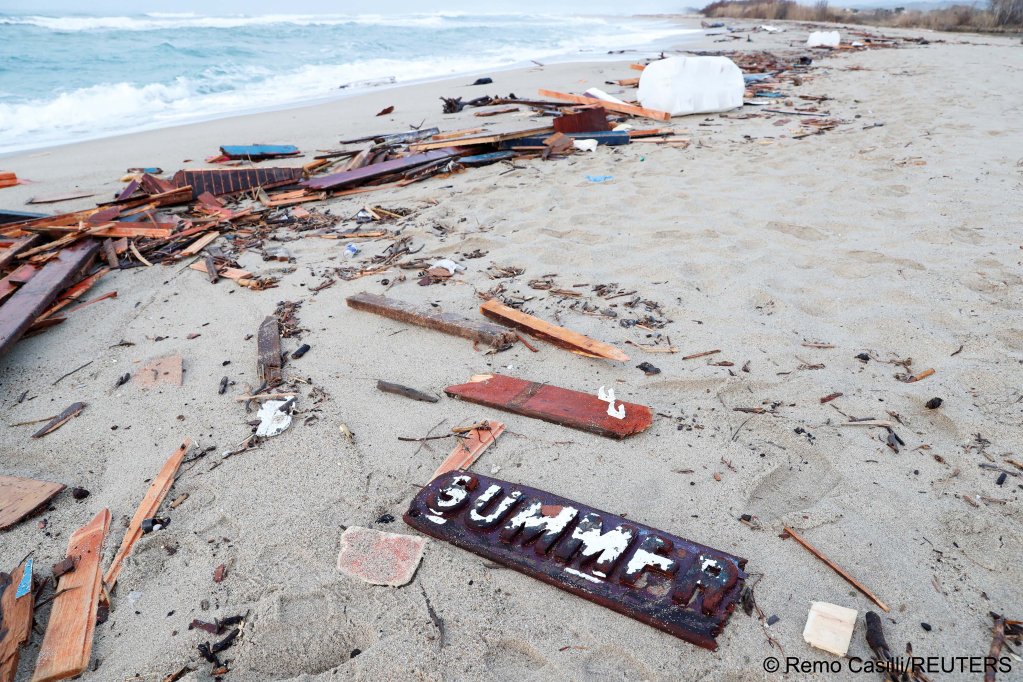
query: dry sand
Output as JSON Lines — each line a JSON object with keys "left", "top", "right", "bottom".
{"left": 1, "top": 17, "right": 1021, "bottom": 682}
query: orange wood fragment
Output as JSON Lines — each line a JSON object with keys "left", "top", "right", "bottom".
{"left": 189, "top": 261, "right": 252, "bottom": 281}
{"left": 31, "top": 508, "right": 110, "bottom": 682}
{"left": 0, "top": 476, "right": 66, "bottom": 531}
{"left": 104, "top": 439, "right": 191, "bottom": 590}
{"left": 134, "top": 355, "right": 183, "bottom": 387}
{"left": 537, "top": 89, "right": 669, "bottom": 122}
{"left": 431, "top": 420, "right": 505, "bottom": 480}
{"left": 480, "top": 299, "right": 628, "bottom": 362}
{"left": 0, "top": 560, "right": 34, "bottom": 682}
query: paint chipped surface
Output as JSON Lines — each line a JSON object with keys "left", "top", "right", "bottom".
{"left": 337, "top": 526, "right": 427, "bottom": 587}
{"left": 565, "top": 567, "right": 602, "bottom": 583}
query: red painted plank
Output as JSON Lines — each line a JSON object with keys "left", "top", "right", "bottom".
{"left": 445, "top": 373, "right": 653, "bottom": 439}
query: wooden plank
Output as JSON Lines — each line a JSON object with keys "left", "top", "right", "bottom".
{"left": 346, "top": 292, "right": 517, "bottom": 349}
{"left": 179, "top": 232, "right": 218, "bottom": 257}
{"left": 32, "top": 402, "right": 86, "bottom": 439}
{"left": 0, "top": 560, "right": 35, "bottom": 682}
{"left": 501, "top": 131, "right": 631, "bottom": 149}
{"left": 31, "top": 508, "right": 110, "bottom": 682}
{"left": 220, "top": 144, "right": 300, "bottom": 160}
{"left": 0, "top": 476, "right": 65, "bottom": 531}
{"left": 0, "top": 235, "right": 40, "bottom": 270}
{"left": 430, "top": 127, "right": 483, "bottom": 141}
{"left": 26, "top": 191, "right": 96, "bottom": 205}
{"left": 104, "top": 439, "right": 191, "bottom": 590}
{"left": 630, "top": 63, "right": 647, "bottom": 71}
{"left": 302, "top": 150, "right": 457, "bottom": 191}
{"left": 537, "top": 89, "right": 670, "bottom": 122}
{"left": 0, "top": 173, "right": 18, "bottom": 190}
{"left": 445, "top": 373, "right": 652, "bottom": 439}
{"left": 431, "top": 421, "right": 505, "bottom": 480}
{"left": 189, "top": 261, "right": 252, "bottom": 281}
{"left": 0, "top": 239, "right": 99, "bottom": 358}
{"left": 480, "top": 299, "right": 628, "bottom": 361}
{"left": 35, "top": 267, "right": 109, "bottom": 322}
{"left": 257, "top": 316, "right": 282, "bottom": 386}
{"left": 0, "top": 265, "right": 38, "bottom": 304}
{"left": 474, "top": 106, "right": 520, "bottom": 117}
{"left": 409, "top": 128, "right": 554, "bottom": 152}
{"left": 554, "top": 105, "right": 611, "bottom": 134}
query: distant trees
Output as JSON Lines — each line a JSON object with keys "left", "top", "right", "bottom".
{"left": 991, "top": 0, "right": 1022, "bottom": 25}
{"left": 701, "top": 0, "right": 1022, "bottom": 29}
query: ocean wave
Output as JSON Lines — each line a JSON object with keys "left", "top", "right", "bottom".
{"left": 0, "top": 12, "right": 601, "bottom": 32}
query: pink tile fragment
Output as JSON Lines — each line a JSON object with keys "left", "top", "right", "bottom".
{"left": 337, "top": 526, "right": 426, "bottom": 587}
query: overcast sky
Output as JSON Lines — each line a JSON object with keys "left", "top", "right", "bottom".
{"left": 1, "top": 0, "right": 693, "bottom": 14}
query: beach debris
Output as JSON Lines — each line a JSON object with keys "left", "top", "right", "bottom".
{"left": 538, "top": 88, "right": 670, "bottom": 121}
{"left": 925, "top": 397, "right": 943, "bottom": 409}
{"left": 256, "top": 315, "right": 283, "bottom": 387}
{"left": 899, "top": 367, "right": 935, "bottom": 383}
{"left": 0, "top": 476, "right": 66, "bottom": 530}
{"left": 480, "top": 299, "right": 628, "bottom": 361}
{"left": 0, "top": 559, "right": 35, "bottom": 682}
{"left": 213, "top": 564, "right": 227, "bottom": 583}
{"left": 573, "top": 139, "right": 598, "bottom": 152}
{"left": 586, "top": 175, "right": 613, "bottom": 183}
{"left": 377, "top": 380, "right": 439, "bottom": 403}
{"left": 409, "top": 127, "right": 555, "bottom": 152}
{"left": 291, "top": 343, "right": 310, "bottom": 359}
{"left": 636, "top": 361, "right": 661, "bottom": 375}
{"left": 26, "top": 191, "right": 97, "bottom": 205}
{"left": 803, "top": 602, "right": 857, "bottom": 656}
{"left": 104, "top": 439, "right": 191, "bottom": 591}
{"left": 255, "top": 398, "right": 294, "bottom": 438}
{"left": 554, "top": 105, "right": 610, "bottom": 134}
{"left": 470, "top": 77, "right": 493, "bottom": 86}
{"left": 219, "top": 144, "right": 300, "bottom": 161}
{"left": 783, "top": 526, "right": 888, "bottom": 611}
{"left": 141, "top": 517, "right": 170, "bottom": 533}
{"left": 505, "top": 130, "right": 630, "bottom": 148}
{"left": 598, "top": 386, "right": 626, "bottom": 419}
{"left": 0, "top": 172, "right": 18, "bottom": 189}
{"left": 807, "top": 31, "right": 841, "bottom": 48}
{"left": 303, "top": 149, "right": 456, "bottom": 191}
{"left": 346, "top": 292, "right": 517, "bottom": 349}
{"left": 445, "top": 373, "right": 652, "bottom": 439}
{"left": 430, "top": 420, "right": 505, "bottom": 480}
{"left": 173, "top": 167, "right": 303, "bottom": 198}
{"left": 820, "top": 392, "right": 843, "bottom": 403}
{"left": 31, "top": 402, "right": 86, "bottom": 439}
{"left": 459, "top": 151, "right": 515, "bottom": 167}
{"left": 336, "top": 526, "right": 427, "bottom": 587}
{"left": 70, "top": 487, "right": 89, "bottom": 500}
{"left": 135, "top": 355, "right": 183, "bottom": 388}
{"left": 375, "top": 106, "right": 394, "bottom": 116}
{"left": 405, "top": 471, "right": 747, "bottom": 650}
{"left": 638, "top": 56, "right": 743, "bottom": 116}
{"left": 32, "top": 508, "right": 110, "bottom": 682}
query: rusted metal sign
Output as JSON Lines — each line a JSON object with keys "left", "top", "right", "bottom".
{"left": 404, "top": 472, "right": 747, "bottom": 650}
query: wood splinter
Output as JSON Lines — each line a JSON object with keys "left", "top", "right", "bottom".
{"left": 480, "top": 299, "right": 628, "bottom": 362}
{"left": 784, "top": 526, "right": 888, "bottom": 612}
{"left": 377, "top": 380, "right": 439, "bottom": 403}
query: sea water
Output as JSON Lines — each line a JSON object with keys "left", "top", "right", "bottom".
{"left": 0, "top": 12, "right": 699, "bottom": 154}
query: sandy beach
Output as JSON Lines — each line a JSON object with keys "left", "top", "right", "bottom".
{"left": 1, "top": 16, "right": 1022, "bottom": 682}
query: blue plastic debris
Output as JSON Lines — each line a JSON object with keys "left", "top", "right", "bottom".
{"left": 15, "top": 557, "right": 32, "bottom": 598}
{"left": 586, "top": 175, "right": 614, "bottom": 183}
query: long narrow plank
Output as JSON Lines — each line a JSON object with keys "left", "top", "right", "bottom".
{"left": 31, "top": 403, "right": 86, "bottom": 439}
{"left": 481, "top": 299, "right": 628, "bottom": 361}
{"left": 445, "top": 373, "right": 652, "bottom": 439}
{"left": 0, "top": 235, "right": 40, "bottom": 269}
{"left": 302, "top": 150, "right": 456, "bottom": 191}
{"left": 0, "top": 560, "right": 35, "bottom": 682}
{"left": 257, "top": 316, "right": 282, "bottom": 386}
{"left": 409, "top": 127, "right": 554, "bottom": 152}
{"left": 189, "top": 261, "right": 252, "bottom": 281}
{"left": 35, "top": 267, "right": 109, "bottom": 322}
{"left": 538, "top": 89, "right": 670, "bottom": 122}
{"left": 104, "top": 439, "right": 191, "bottom": 590}
{"left": 430, "top": 420, "right": 505, "bottom": 480}
{"left": 0, "top": 476, "right": 66, "bottom": 531}
{"left": 179, "top": 232, "right": 218, "bottom": 257}
{"left": 31, "top": 508, "right": 110, "bottom": 682}
{"left": 0, "top": 240, "right": 100, "bottom": 358}
{"left": 346, "top": 292, "right": 517, "bottom": 349}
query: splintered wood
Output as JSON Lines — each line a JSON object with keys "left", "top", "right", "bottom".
{"left": 31, "top": 402, "right": 85, "bottom": 439}
{"left": 537, "top": 89, "right": 670, "bottom": 121}
{"left": 104, "top": 439, "right": 191, "bottom": 591}
{"left": 0, "top": 560, "right": 34, "bottom": 682}
{"left": 0, "top": 476, "right": 66, "bottom": 530}
{"left": 32, "top": 508, "right": 110, "bottom": 682}
{"left": 346, "top": 292, "right": 517, "bottom": 349}
{"left": 480, "top": 299, "right": 628, "bottom": 361}
{"left": 784, "top": 526, "right": 889, "bottom": 612}
{"left": 445, "top": 373, "right": 652, "bottom": 439}
{"left": 257, "top": 316, "right": 282, "bottom": 386}
{"left": 431, "top": 420, "right": 506, "bottom": 480}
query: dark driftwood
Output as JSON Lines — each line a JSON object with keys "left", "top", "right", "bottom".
{"left": 257, "top": 316, "right": 282, "bottom": 387}
{"left": 346, "top": 293, "right": 517, "bottom": 349}
{"left": 32, "top": 402, "right": 86, "bottom": 439}
{"left": 377, "top": 380, "right": 439, "bottom": 403}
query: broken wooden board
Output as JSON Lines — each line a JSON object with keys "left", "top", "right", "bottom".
{"left": 405, "top": 471, "right": 747, "bottom": 650}
{"left": 0, "top": 234, "right": 40, "bottom": 270}
{"left": 0, "top": 560, "right": 35, "bottom": 682}
{"left": 32, "top": 402, "right": 86, "bottom": 439}
{"left": 445, "top": 374, "right": 652, "bottom": 439}
{"left": 31, "top": 508, "right": 110, "bottom": 682}
{"left": 480, "top": 299, "right": 628, "bottom": 361}
{"left": 0, "top": 264, "right": 38, "bottom": 304}
{"left": 179, "top": 232, "right": 218, "bottom": 258}
{"left": 188, "top": 261, "right": 252, "bottom": 282}
{"left": 431, "top": 420, "right": 505, "bottom": 480}
{"left": 501, "top": 131, "right": 630, "bottom": 148}
{"left": 219, "top": 144, "right": 300, "bottom": 160}
{"left": 409, "top": 128, "right": 554, "bottom": 152}
{"left": 0, "top": 476, "right": 66, "bottom": 531}
{"left": 257, "top": 316, "right": 282, "bottom": 386}
{"left": 134, "top": 355, "right": 183, "bottom": 388}
{"left": 302, "top": 150, "right": 456, "bottom": 191}
{"left": 0, "top": 239, "right": 99, "bottom": 359}
{"left": 172, "top": 168, "right": 303, "bottom": 199}
{"left": 346, "top": 292, "right": 517, "bottom": 349}
{"left": 538, "top": 89, "right": 670, "bottom": 122}
{"left": 104, "top": 439, "right": 191, "bottom": 591}
{"left": 803, "top": 602, "right": 857, "bottom": 656}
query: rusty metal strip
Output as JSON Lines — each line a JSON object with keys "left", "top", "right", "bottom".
{"left": 405, "top": 472, "right": 747, "bottom": 650}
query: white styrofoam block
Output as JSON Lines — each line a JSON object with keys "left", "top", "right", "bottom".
{"left": 637, "top": 56, "right": 744, "bottom": 117}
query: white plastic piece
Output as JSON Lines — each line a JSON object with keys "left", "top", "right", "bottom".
{"left": 803, "top": 602, "right": 858, "bottom": 656}
{"left": 430, "top": 258, "right": 465, "bottom": 275}
{"left": 583, "top": 87, "right": 627, "bottom": 105}
{"left": 760, "top": 24, "right": 785, "bottom": 32}
{"left": 256, "top": 399, "right": 293, "bottom": 438}
{"left": 612, "top": 123, "right": 633, "bottom": 132}
{"left": 573, "top": 139, "right": 598, "bottom": 152}
{"left": 807, "top": 31, "right": 841, "bottom": 47}
{"left": 637, "top": 56, "right": 744, "bottom": 117}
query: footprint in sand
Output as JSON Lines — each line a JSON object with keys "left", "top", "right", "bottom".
{"left": 766, "top": 221, "right": 827, "bottom": 241}
{"left": 747, "top": 451, "right": 842, "bottom": 521}
{"left": 485, "top": 638, "right": 548, "bottom": 676}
